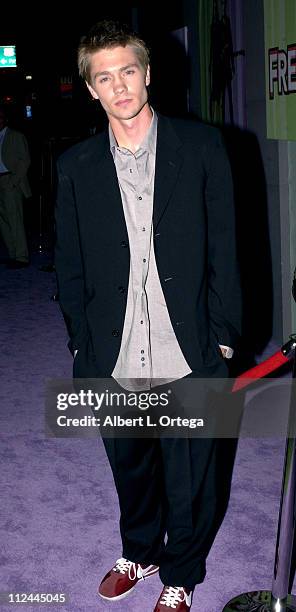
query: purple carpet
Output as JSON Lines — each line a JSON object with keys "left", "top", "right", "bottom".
{"left": 0, "top": 255, "right": 293, "bottom": 611}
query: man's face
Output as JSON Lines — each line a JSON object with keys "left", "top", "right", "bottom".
{"left": 86, "top": 45, "right": 150, "bottom": 122}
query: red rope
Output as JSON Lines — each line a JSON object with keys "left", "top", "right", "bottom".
{"left": 231, "top": 350, "right": 290, "bottom": 393}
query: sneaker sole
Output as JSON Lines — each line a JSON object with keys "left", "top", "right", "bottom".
{"left": 98, "top": 566, "right": 159, "bottom": 601}
{"left": 98, "top": 585, "right": 136, "bottom": 601}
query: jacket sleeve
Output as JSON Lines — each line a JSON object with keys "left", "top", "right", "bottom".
{"left": 205, "top": 130, "right": 242, "bottom": 350}
{"left": 7, "top": 132, "right": 31, "bottom": 190}
{"left": 54, "top": 159, "right": 88, "bottom": 355}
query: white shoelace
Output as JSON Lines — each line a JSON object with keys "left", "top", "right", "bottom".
{"left": 160, "top": 586, "right": 191, "bottom": 608}
{"left": 112, "top": 557, "right": 144, "bottom": 581}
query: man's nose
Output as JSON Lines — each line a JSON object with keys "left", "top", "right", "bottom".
{"left": 113, "top": 75, "right": 127, "bottom": 94}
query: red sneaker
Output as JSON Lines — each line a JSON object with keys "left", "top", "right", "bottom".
{"left": 98, "top": 557, "right": 159, "bottom": 601}
{"left": 153, "top": 586, "right": 193, "bottom": 611}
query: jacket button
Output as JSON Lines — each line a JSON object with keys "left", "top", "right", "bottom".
{"left": 112, "top": 329, "right": 120, "bottom": 337}
{"left": 118, "top": 286, "right": 125, "bottom": 293}
{"left": 121, "top": 240, "right": 128, "bottom": 248}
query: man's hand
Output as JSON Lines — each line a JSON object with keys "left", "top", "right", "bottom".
{"left": 219, "top": 345, "right": 233, "bottom": 359}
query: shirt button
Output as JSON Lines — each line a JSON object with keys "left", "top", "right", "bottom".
{"left": 141, "top": 357, "right": 145, "bottom": 361}
{"left": 142, "top": 363, "right": 145, "bottom": 367}
{"left": 129, "top": 169, "right": 133, "bottom": 173}
{"left": 140, "top": 320, "right": 143, "bottom": 324}
{"left": 141, "top": 350, "right": 144, "bottom": 354}
{"left": 142, "top": 227, "right": 146, "bottom": 232}
{"left": 143, "top": 258, "right": 146, "bottom": 263}
{"left": 138, "top": 196, "right": 143, "bottom": 201}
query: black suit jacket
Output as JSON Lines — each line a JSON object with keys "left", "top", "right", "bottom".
{"left": 54, "top": 113, "right": 241, "bottom": 377}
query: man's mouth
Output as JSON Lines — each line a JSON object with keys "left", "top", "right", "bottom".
{"left": 115, "top": 99, "right": 132, "bottom": 106}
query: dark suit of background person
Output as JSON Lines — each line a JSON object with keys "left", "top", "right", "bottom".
{"left": 54, "top": 112, "right": 241, "bottom": 589}
{"left": 0, "top": 108, "right": 31, "bottom": 267}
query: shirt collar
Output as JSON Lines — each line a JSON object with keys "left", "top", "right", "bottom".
{"left": 109, "top": 107, "right": 157, "bottom": 157}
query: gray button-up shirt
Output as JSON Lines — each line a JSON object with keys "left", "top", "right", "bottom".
{"left": 110, "top": 110, "right": 192, "bottom": 390}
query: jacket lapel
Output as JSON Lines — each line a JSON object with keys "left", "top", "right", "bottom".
{"left": 153, "top": 114, "right": 183, "bottom": 229}
{"left": 86, "top": 130, "right": 128, "bottom": 237}
{"left": 88, "top": 130, "right": 121, "bottom": 204}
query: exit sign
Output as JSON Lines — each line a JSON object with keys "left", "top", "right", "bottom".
{"left": 0, "top": 46, "right": 17, "bottom": 68}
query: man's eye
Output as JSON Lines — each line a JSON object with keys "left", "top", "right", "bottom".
{"left": 99, "top": 77, "right": 109, "bottom": 83}
{"left": 125, "top": 69, "right": 135, "bottom": 75}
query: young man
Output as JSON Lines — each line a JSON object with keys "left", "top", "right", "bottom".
{"left": 55, "top": 20, "right": 241, "bottom": 611}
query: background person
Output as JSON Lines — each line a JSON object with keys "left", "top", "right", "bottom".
{"left": 0, "top": 105, "right": 31, "bottom": 268}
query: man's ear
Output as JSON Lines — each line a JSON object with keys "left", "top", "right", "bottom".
{"left": 145, "top": 65, "right": 150, "bottom": 87}
{"left": 86, "top": 81, "right": 99, "bottom": 100}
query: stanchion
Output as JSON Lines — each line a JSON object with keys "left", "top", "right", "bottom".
{"left": 38, "top": 192, "right": 44, "bottom": 254}
{"left": 223, "top": 336, "right": 296, "bottom": 611}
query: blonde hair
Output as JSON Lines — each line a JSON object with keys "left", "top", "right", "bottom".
{"left": 78, "top": 20, "right": 150, "bottom": 84}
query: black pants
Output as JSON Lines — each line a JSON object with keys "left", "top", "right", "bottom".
{"left": 102, "top": 431, "right": 236, "bottom": 589}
